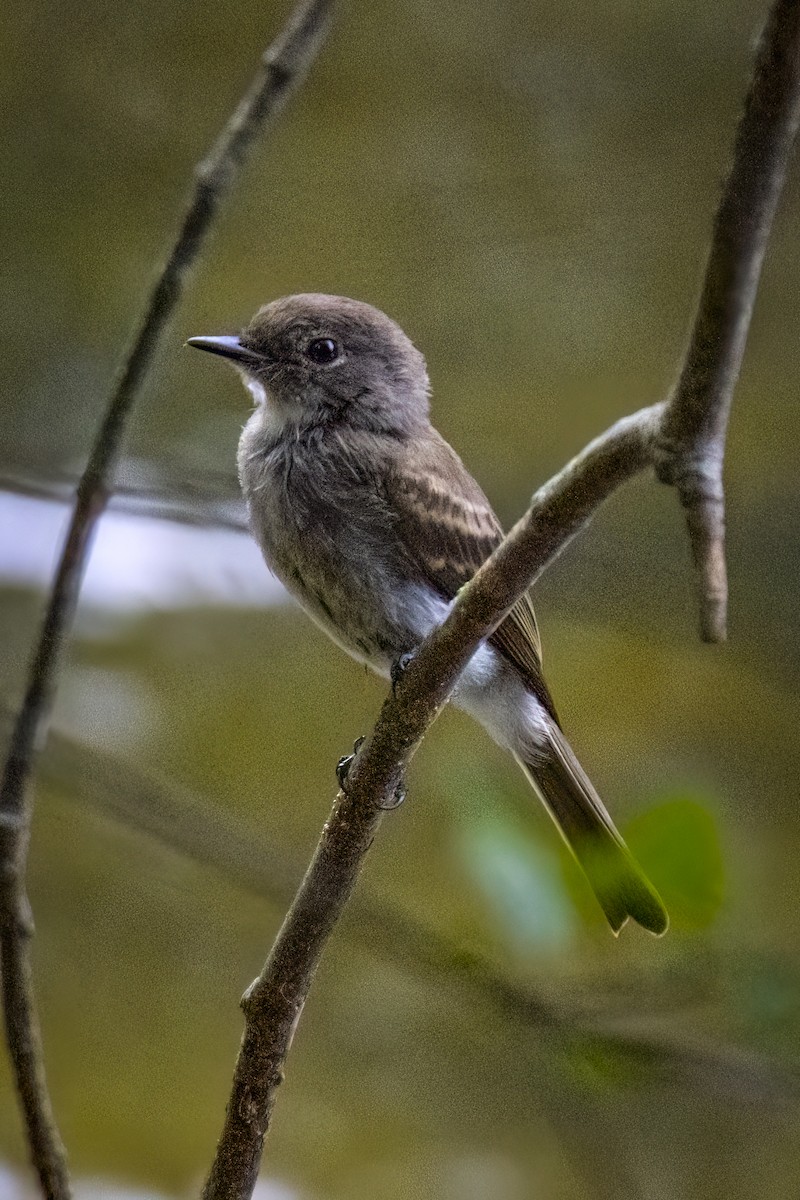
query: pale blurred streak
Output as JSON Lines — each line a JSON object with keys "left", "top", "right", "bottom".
{"left": 0, "top": 1163, "right": 305, "bottom": 1199}
{"left": 0, "top": 489, "right": 286, "bottom": 612}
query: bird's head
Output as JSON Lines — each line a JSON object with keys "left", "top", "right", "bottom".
{"left": 188, "top": 293, "right": 431, "bottom": 437}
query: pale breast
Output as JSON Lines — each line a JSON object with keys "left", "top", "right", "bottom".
{"left": 237, "top": 417, "right": 415, "bottom": 670}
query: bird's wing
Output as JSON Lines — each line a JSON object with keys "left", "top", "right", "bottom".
{"left": 385, "top": 434, "right": 559, "bottom": 722}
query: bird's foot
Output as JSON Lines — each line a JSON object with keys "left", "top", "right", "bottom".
{"left": 376, "top": 777, "right": 407, "bottom": 811}
{"left": 390, "top": 650, "right": 416, "bottom": 695}
{"left": 336, "top": 735, "right": 365, "bottom": 793}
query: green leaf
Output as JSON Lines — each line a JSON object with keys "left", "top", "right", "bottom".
{"left": 625, "top": 797, "right": 725, "bottom": 929}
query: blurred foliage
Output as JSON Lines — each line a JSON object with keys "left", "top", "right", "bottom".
{"left": 627, "top": 797, "right": 725, "bottom": 930}
{"left": 2, "top": 0, "right": 800, "bottom": 1197}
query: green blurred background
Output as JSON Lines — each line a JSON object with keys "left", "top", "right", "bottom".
{"left": 2, "top": 0, "right": 799, "bottom": 1195}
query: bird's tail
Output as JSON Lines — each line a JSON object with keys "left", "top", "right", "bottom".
{"left": 517, "top": 726, "right": 668, "bottom": 936}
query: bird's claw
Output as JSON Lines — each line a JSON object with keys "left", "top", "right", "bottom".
{"left": 390, "top": 650, "right": 416, "bottom": 694}
{"left": 376, "top": 779, "right": 407, "bottom": 811}
{"left": 336, "top": 735, "right": 365, "bottom": 792}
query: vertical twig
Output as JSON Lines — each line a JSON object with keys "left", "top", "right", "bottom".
{"left": 655, "top": 0, "right": 800, "bottom": 641}
{"left": 0, "top": 3, "right": 334, "bottom": 1196}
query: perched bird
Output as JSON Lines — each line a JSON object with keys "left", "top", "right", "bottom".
{"left": 188, "top": 294, "right": 668, "bottom": 936}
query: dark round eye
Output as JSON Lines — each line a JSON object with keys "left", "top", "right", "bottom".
{"left": 306, "top": 337, "right": 340, "bottom": 365}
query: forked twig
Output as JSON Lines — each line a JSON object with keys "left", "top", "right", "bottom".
{"left": 654, "top": 0, "right": 800, "bottom": 640}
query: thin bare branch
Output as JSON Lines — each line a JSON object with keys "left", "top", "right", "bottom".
{"left": 204, "top": 4, "right": 800, "bottom": 1192}
{"left": 0, "top": 3, "right": 334, "bottom": 1195}
{"left": 655, "top": 0, "right": 800, "bottom": 641}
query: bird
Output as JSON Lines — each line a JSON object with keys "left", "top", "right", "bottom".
{"left": 188, "top": 293, "right": 668, "bottom": 936}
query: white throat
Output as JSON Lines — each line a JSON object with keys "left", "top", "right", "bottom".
{"left": 236, "top": 367, "right": 301, "bottom": 444}
{"left": 238, "top": 371, "right": 266, "bottom": 407}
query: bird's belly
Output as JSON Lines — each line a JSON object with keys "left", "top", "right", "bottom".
{"left": 245, "top": 486, "right": 410, "bottom": 673}
{"left": 284, "top": 556, "right": 397, "bottom": 672}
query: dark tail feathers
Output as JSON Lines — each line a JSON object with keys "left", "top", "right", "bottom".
{"left": 518, "top": 728, "right": 668, "bottom": 936}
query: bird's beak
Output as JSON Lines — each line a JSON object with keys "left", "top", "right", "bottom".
{"left": 186, "top": 335, "right": 262, "bottom": 367}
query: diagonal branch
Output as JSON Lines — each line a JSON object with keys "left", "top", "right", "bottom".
{"left": 0, "top": 3, "right": 334, "bottom": 1196}
{"left": 203, "top": 3, "right": 800, "bottom": 1194}
{"left": 654, "top": 0, "right": 800, "bottom": 641}
{"left": 198, "top": 408, "right": 666, "bottom": 1199}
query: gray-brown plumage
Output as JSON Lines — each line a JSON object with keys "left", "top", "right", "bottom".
{"left": 188, "top": 294, "right": 668, "bottom": 936}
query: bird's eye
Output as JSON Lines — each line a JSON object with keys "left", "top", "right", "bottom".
{"left": 306, "top": 338, "right": 340, "bottom": 365}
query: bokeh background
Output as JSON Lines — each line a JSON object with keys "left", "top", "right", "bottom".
{"left": 2, "top": 0, "right": 799, "bottom": 1196}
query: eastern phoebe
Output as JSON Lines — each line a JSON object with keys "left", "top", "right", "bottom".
{"left": 188, "top": 294, "right": 668, "bottom": 936}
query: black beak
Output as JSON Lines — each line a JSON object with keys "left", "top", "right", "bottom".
{"left": 186, "top": 335, "right": 262, "bottom": 366}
